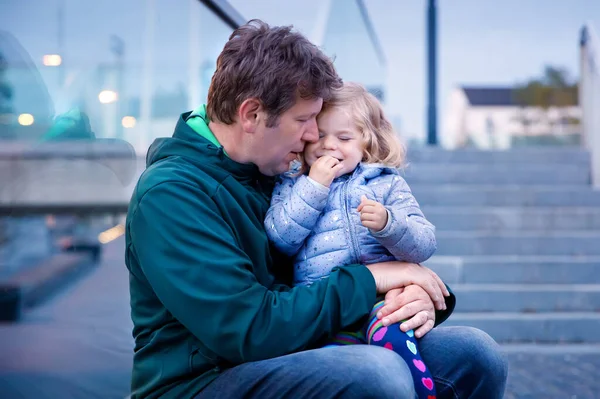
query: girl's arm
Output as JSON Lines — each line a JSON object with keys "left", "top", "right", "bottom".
{"left": 370, "top": 175, "right": 437, "bottom": 264}
{"left": 264, "top": 175, "right": 329, "bottom": 256}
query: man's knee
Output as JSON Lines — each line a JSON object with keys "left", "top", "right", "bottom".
{"left": 419, "top": 326, "right": 508, "bottom": 398}
{"left": 459, "top": 327, "right": 508, "bottom": 389}
{"left": 327, "top": 346, "right": 416, "bottom": 398}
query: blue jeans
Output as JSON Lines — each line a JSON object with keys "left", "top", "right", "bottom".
{"left": 195, "top": 326, "right": 508, "bottom": 398}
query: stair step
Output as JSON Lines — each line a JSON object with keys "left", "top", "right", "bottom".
{"left": 423, "top": 206, "right": 600, "bottom": 231}
{"left": 425, "top": 255, "right": 600, "bottom": 284}
{"left": 436, "top": 231, "right": 600, "bottom": 256}
{"left": 411, "top": 185, "right": 600, "bottom": 207}
{"left": 405, "top": 148, "right": 599, "bottom": 344}
{"left": 407, "top": 147, "right": 590, "bottom": 165}
{"left": 444, "top": 312, "right": 600, "bottom": 343}
{"left": 402, "top": 164, "right": 589, "bottom": 185}
{"left": 500, "top": 343, "right": 600, "bottom": 353}
{"left": 451, "top": 284, "right": 600, "bottom": 312}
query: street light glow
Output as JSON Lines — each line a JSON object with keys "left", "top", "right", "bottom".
{"left": 98, "top": 90, "right": 118, "bottom": 104}
{"left": 18, "top": 113, "right": 34, "bottom": 126}
{"left": 42, "top": 54, "right": 62, "bottom": 66}
{"left": 98, "top": 224, "right": 125, "bottom": 244}
{"left": 122, "top": 116, "right": 136, "bottom": 128}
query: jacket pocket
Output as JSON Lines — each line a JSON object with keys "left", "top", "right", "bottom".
{"left": 188, "top": 345, "right": 220, "bottom": 374}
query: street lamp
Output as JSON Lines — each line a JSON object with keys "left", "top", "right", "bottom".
{"left": 42, "top": 54, "right": 62, "bottom": 67}
{"left": 98, "top": 90, "right": 118, "bottom": 104}
{"left": 121, "top": 116, "right": 136, "bottom": 128}
{"left": 426, "top": 0, "right": 438, "bottom": 146}
{"left": 18, "top": 113, "right": 34, "bottom": 126}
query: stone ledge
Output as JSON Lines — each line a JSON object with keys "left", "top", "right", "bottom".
{"left": 0, "top": 252, "right": 98, "bottom": 321}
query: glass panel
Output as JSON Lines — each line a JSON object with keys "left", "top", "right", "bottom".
{"left": 0, "top": 2, "right": 237, "bottom": 395}
{"left": 321, "top": 0, "right": 385, "bottom": 101}
{"left": 0, "top": 0, "right": 234, "bottom": 282}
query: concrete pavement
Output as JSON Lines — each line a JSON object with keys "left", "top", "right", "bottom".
{"left": 1, "top": 238, "right": 598, "bottom": 398}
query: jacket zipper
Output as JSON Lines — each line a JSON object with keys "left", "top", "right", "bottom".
{"left": 342, "top": 180, "right": 361, "bottom": 263}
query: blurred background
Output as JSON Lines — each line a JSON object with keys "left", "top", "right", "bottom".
{"left": 0, "top": 0, "right": 599, "bottom": 398}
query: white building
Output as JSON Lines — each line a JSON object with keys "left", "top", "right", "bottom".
{"left": 443, "top": 86, "right": 581, "bottom": 150}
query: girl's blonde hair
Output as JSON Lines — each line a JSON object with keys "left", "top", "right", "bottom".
{"left": 318, "top": 82, "right": 406, "bottom": 168}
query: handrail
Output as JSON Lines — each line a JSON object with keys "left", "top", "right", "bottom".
{"left": 580, "top": 23, "right": 600, "bottom": 188}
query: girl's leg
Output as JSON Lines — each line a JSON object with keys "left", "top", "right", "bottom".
{"left": 322, "top": 331, "right": 364, "bottom": 348}
{"left": 364, "top": 301, "right": 437, "bottom": 399}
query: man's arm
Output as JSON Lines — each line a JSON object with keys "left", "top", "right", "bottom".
{"left": 130, "top": 181, "right": 376, "bottom": 364}
{"left": 264, "top": 175, "right": 329, "bottom": 256}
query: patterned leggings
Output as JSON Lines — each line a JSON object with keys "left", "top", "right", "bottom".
{"left": 325, "top": 300, "right": 436, "bottom": 399}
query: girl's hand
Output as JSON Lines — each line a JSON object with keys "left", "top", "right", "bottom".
{"left": 308, "top": 156, "right": 345, "bottom": 187}
{"left": 357, "top": 196, "right": 388, "bottom": 232}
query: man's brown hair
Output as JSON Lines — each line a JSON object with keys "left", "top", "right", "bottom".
{"left": 207, "top": 19, "right": 342, "bottom": 127}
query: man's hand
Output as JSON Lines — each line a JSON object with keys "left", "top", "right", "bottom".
{"left": 366, "top": 261, "right": 449, "bottom": 310}
{"left": 357, "top": 196, "right": 388, "bottom": 232}
{"left": 378, "top": 285, "right": 436, "bottom": 338}
{"left": 308, "top": 156, "right": 345, "bottom": 187}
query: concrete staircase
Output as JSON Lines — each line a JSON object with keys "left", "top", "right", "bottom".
{"left": 404, "top": 147, "right": 600, "bottom": 343}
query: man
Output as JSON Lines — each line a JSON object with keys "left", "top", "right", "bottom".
{"left": 125, "top": 20, "right": 507, "bottom": 398}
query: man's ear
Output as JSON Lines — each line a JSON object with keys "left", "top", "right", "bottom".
{"left": 238, "top": 98, "right": 263, "bottom": 134}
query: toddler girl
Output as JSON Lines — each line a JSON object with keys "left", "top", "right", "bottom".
{"left": 265, "top": 82, "right": 437, "bottom": 399}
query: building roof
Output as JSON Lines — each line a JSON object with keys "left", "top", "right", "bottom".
{"left": 461, "top": 86, "right": 516, "bottom": 107}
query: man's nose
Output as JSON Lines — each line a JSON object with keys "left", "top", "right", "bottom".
{"left": 303, "top": 119, "right": 319, "bottom": 143}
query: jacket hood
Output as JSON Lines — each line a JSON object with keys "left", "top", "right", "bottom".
{"left": 146, "top": 112, "right": 264, "bottom": 182}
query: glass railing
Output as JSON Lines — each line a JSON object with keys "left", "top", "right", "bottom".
{"left": 0, "top": 0, "right": 237, "bottom": 285}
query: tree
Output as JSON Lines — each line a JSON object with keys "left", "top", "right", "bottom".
{"left": 513, "top": 66, "right": 579, "bottom": 137}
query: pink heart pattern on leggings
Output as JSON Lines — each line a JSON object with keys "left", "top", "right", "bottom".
{"left": 422, "top": 377, "right": 434, "bottom": 391}
{"left": 372, "top": 326, "right": 387, "bottom": 342}
{"left": 413, "top": 359, "right": 426, "bottom": 372}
